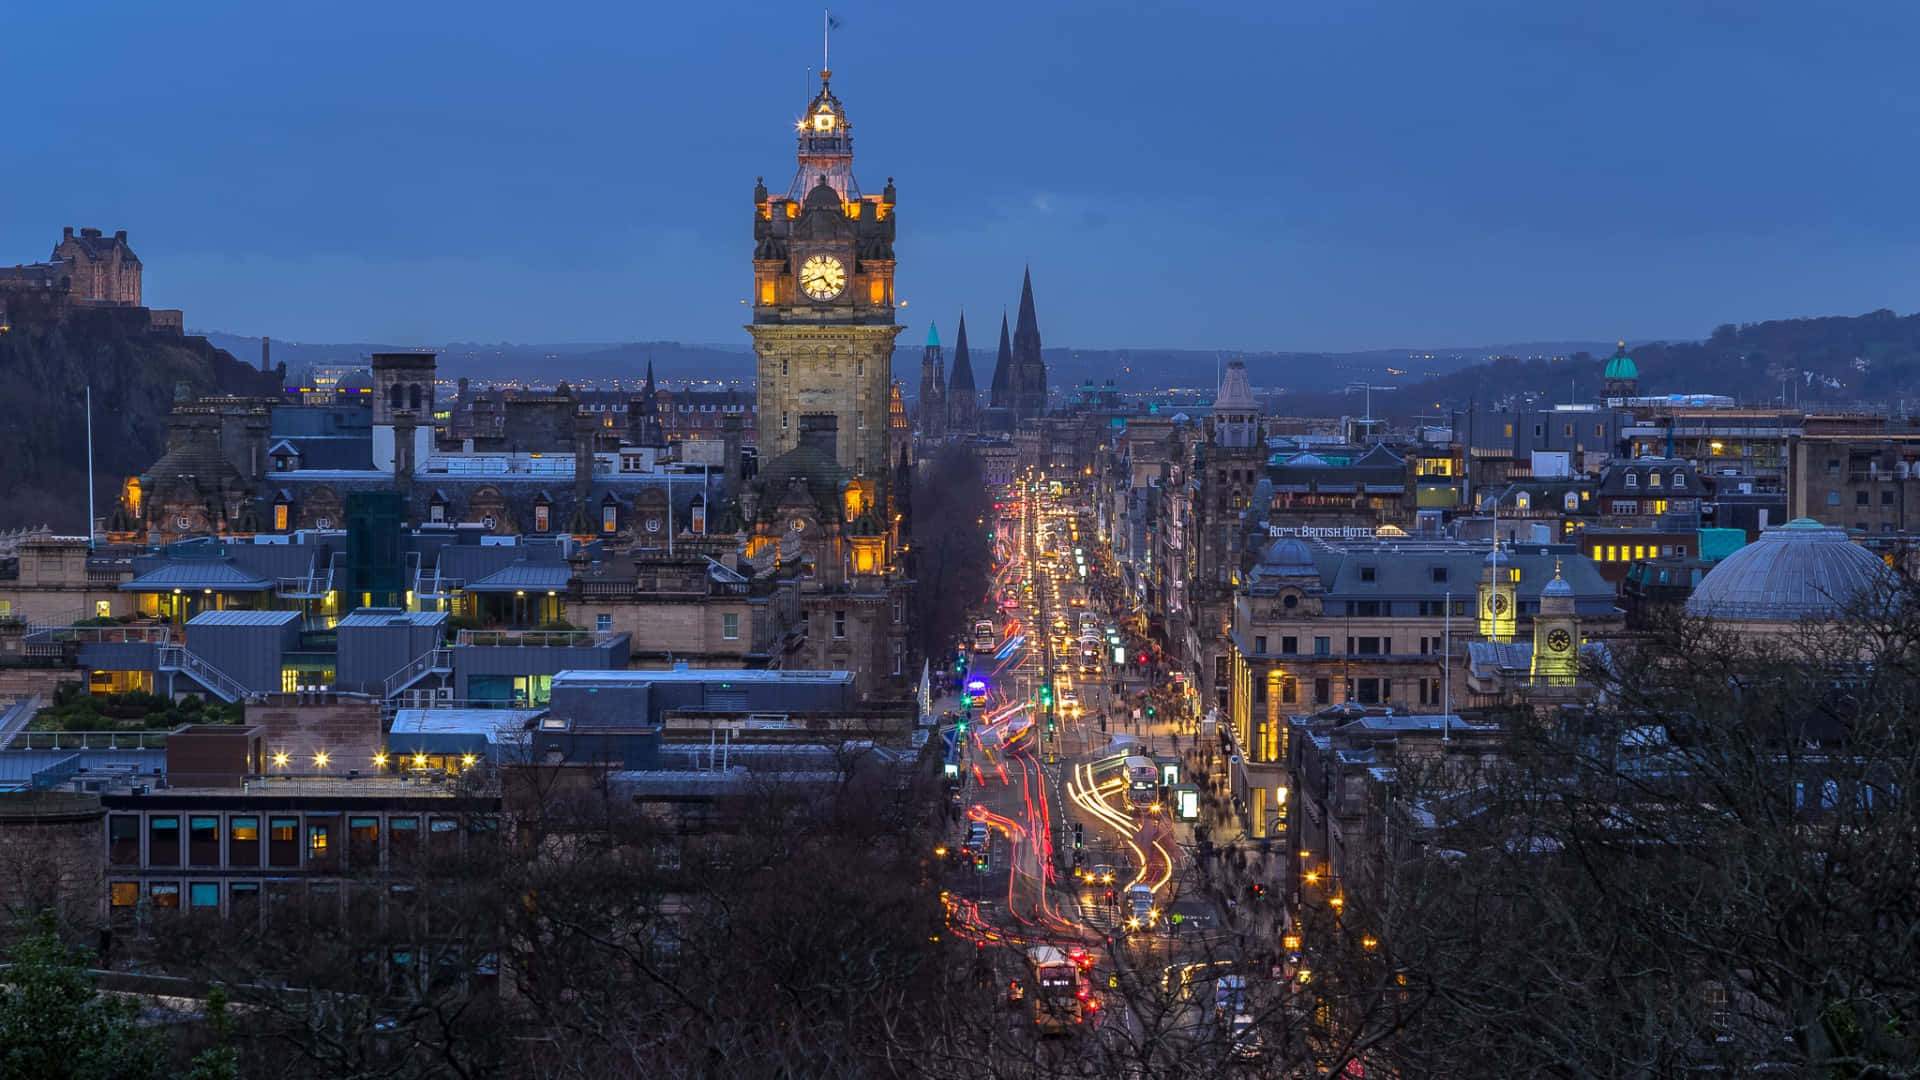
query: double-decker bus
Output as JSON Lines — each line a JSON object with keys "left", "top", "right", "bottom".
{"left": 1125, "top": 755, "right": 1158, "bottom": 809}
{"left": 1025, "top": 945, "right": 1087, "bottom": 1034}
{"left": 973, "top": 619, "right": 996, "bottom": 654}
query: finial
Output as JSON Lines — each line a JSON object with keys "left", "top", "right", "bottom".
{"left": 1554, "top": 556, "right": 1563, "bottom": 579}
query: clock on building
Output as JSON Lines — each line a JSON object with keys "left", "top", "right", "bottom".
{"left": 799, "top": 254, "right": 846, "bottom": 301}
{"left": 1489, "top": 593, "right": 1511, "bottom": 616}
{"left": 1547, "top": 628, "right": 1572, "bottom": 652}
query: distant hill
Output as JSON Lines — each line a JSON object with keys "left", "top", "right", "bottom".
{"left": 207, "top": 330, "right": 1627, "bottom": 395}
{"left": 1282, "top": 309, "right": 1920, "bottom": 421}
{"left": 1, "top": 311, "right": 277, "bottom": 532}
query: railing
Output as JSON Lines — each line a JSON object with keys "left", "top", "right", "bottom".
{"left": 11, "top": 730, "right": 170, "bottom": 751}
{"left": 156, "top": 645, "right": 259, "bottom": 704}
{"left": 455, "top": 630, "right": 618, "bottom": 648}
{"left": 28, "top": 624, "right": 172, "bottom": 644}
{"left": 383, "top": 648, "right": 452, "bottom": 700}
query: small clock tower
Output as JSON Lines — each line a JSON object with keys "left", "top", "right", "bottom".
{"left": 1477, "top": 541, "right": 1518, "bottom": 642}
{"left": 747, "top": 70, "right": 904, "bottom": 485}
{"left": 1529, "top": 562, "right": 1580, "bottom": 686}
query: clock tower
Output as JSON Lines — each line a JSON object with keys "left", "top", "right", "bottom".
{"left": 1529, "top": 562, "right": 1579, "bottom": 686}
{"left": 1477, "top": 541, "right": 1518, "bottom": 642}
{"left": 748, "top": 70, "right": 904, "bottom": 484}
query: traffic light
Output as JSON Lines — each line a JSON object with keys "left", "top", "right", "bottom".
{"left": 955, "top": 655, "right": 968, "bottom": 675}
{"left": 1073, "top": 823, "right": 1084, "bottom": 849}
{"left": 1047, "top": 717, "right": 1057, "bottom": 733}
{"left": 1146, "top": 705, "right": 1156, "bottom": 718}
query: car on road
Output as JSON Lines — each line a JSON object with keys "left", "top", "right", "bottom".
{"left": 1088, "top": 863, "right": 1116, "bottom": 885}
{"left": 1125, "top": 884, "right": 1156, "bottom": 931}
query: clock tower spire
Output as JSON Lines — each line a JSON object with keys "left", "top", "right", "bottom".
{"left": 748, "top": 68, "right": 904, "bottom": 481}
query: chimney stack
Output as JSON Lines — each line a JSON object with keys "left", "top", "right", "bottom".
{"left": 261, "top": 336, "right": 271, "bottom": 373}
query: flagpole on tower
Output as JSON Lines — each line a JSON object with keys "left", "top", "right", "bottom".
{"left": 823, "top": 9, "right": 830, "bottom": 71}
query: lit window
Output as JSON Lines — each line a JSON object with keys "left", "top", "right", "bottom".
{"left": 1648, "top": 472, "right": 1662, "bottom": 488}
{"left": 189, "top": 883, "right": 220, "bottom": 909}
{"left": 110, "top": 882, "right": 138, "bottom": 908}
{"left": 273, "top": 504, "right": 289, "bottom": 531}
{"left": 602, "top": 505, "right": 617, "bottom": 533}
{"left": 150, "top": 883, "right": 180, "bottom": 909}
{"left": 1624, "top": 473, "right": 1638, "bottom": 488}
{"left": 535, "top": 504, "right": 550, "bottom": 532}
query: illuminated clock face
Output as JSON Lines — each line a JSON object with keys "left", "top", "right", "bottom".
{"left": 1490, "top": 593, "right": 1511, "bottom": 616}
{"left": 800, "top": 254, "right": 846, "bottom": 301}
{"left": 1547, "top": 628, "right": 1572, "bottom": 653}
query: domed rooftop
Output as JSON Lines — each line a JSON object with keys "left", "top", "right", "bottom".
{"left": 1684, "top": 519, "right": 1894, "bottom": 622}
{"left": 1603, "top": 342, "right": 1638, "bottom": 381}
{"left": 1257, "top": 538, "right": 1317, "bottom": 576}
{"left": 1542, "top": 573, "right": 1574, "bottom": 597}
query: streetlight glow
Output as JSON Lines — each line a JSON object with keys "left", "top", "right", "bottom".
{"left": 312, "top": 750, "right": 329, "bottom": 769}
{"left": 272, "top": 751, "right": 289, "bottom": 769}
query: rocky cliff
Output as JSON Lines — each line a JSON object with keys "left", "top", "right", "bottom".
{"left": 0, "top": 301, "right": 278, "bottom": 531}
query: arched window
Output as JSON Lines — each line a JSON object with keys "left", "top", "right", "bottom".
{"left": 389, "top": 384, "right": 404, "bottom": 411}
{"left": 409, "top": 384, "right": 423, "bottom": 411}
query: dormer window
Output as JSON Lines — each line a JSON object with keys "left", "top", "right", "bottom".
{"left": 1648, "top": 472, "right": 1662, "bottom": 488}
{"left": 1624, "top": 472, "right": 1639, "bottom": 488}
{"left": 1564, "top": 491, "right": 1579, "bottom": 511}
{"left": 1673, "top": 472, "right": 1686, "bottom": 489}
{"left": 1515, "top": 492, "right": 1531, "bottom": 511}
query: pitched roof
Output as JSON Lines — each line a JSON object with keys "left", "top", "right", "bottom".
{"left": 121, "top": 561, "right": 273, "bottom": 592}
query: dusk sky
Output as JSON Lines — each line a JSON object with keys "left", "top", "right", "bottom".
{"left": 5, "top": 1, "right": 1916, "bottom": 352}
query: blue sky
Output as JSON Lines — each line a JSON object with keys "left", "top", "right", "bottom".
{"left": 5, "top": 1, "right": 1916, "bottom": 351}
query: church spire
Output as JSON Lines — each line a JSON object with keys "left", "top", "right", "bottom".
{"left": 990, "top": 312, "right": 1013, "bottom": 408}
{"left": 1011, "top": 266, "right": 1046, "bottom": 420}
{"left": 947, "top": 313, "right": 978, "bottom": 432}
{"left": 949, "top": 314, "right": 975, "bottom": 392}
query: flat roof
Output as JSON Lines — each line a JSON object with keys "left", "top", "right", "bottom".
{"left": 337, "top": 609, "right": 449, "bottom": 628}
{"left": 551, "top": 668, "right": 852, "bottom": 687}
{"left": 389, "top": 708, "right": 539, "bottom": 742}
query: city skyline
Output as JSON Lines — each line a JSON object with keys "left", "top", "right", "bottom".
{"left": 4, "top": 2, "right": 1917, "bottom": 351}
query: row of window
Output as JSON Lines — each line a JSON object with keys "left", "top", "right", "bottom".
{"left": 1829, "top": 489, "right": 1899, "bottom": 506}
{"left": 109, "top": 812, "right": 481, "bottom": 871}
{"left": 1588, "top": 543, "right": 1689, "bottom": 563}
{"left": 1621, "top": 471, "right": 1684, "bottom": 489}
{"left": 1247, "top": 672, "right": 1427, "bottom": 709}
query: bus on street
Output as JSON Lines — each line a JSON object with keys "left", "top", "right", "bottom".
{"left": 1125, "top": 755, "right": 1157, "bottom": 809}
{"left": 973, "top": 619, "right": 996, "bottom": 653}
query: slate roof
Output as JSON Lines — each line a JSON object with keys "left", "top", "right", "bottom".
{"left": 121, "top": 561, "right": 273, "bottom": 592}
{"left": 465, "top": 562, "right": 573, "bottom": 593}
{"left": 184, "top": 609, "right": 302, "bottom": 627}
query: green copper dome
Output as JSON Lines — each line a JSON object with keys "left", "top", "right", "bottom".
{"left": 926, "top": 323, "right": 940, "bottom": 348}
{"left": 1603, "top": 342, "right": 1638, "bottom": 380}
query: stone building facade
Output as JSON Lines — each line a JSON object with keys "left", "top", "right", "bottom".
{"left": 51, "top": 227, "right": 142, "bottom": 305}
